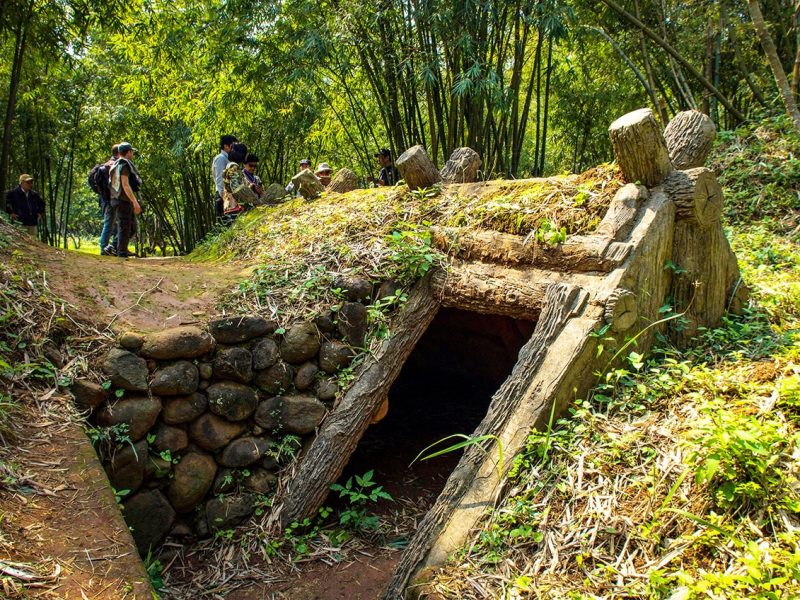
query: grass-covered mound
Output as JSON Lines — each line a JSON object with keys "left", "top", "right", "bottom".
{"left": 712, "top": 114, "right": 800, "bottom": 230}
{"left": 190, "top": 166, "right": 622, "bottom": 323}
{"left": 416, "top": 117, "right": 800, "bottom": 598}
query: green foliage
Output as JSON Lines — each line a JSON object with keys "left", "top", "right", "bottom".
{"left": 533, "top": 218, "right": 567, "bottom": 245}
{"left": 688, "top": 404, "right": 799, "bottom": 511}
{"left": 87, "top": 423, "right": 134, "bottom": 457}
{"left": 144, "top": 549, "right": 165, "bottom": 591}
{"left": 386, "top": 223, "right": 439, "bottom": 284}
{"left": 713, "top": 115, "right": 800, "bottom": 228}
{"left": 329, "top": 470, "right": 392, "bottom": 531}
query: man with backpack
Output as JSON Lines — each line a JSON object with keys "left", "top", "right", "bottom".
{"left": 108, "top": 142, "right": 142, "bottom": 258}
{"left": 89, "top": 144, "right": 119, "bottom": 254}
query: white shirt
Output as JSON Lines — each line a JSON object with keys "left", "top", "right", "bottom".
{"left": 212, "top": 150, "right": 230, "bottom": 196}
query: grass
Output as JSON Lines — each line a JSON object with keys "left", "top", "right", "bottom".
{"left": 188, "top": 165, "right": 622, "bottom": 325}
{"left": 419, "top": 116, "right": 800, "bottom": 599}
{"left": 422, "top": 225, "right": 800, "bottom": 599}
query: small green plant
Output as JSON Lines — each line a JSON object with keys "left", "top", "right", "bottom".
{"left": 330, "top": 470, "right": 392, "bottom": 531}
{"left": 408, "top": 184, "right": 441, "bottom": 201}
{"left": 366, "top": 292, "right": 408, "bottom": 340}
{"left": 269, "top": 435, "right": 302, "bottom": 464}
{"left": 144, "top": 548, "right": 164, "bottom": 590}
{"left": 86, "top": 423, "right": 134, "bottom": 456}
{"left": 386, "top": 222, "right": 440, "bottom": 283}
{"left": 533, "top": 218, "right": 567, "bottom": 245}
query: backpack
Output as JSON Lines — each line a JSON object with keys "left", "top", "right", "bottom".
{"left": 88, "top": 163, "right": 111, "bottom": 202}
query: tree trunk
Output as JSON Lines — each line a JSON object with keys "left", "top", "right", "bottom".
{"left": 0, "top": 0, "right": 34, "bottom": 209}
{"left": 722, "top": 0, "right": 769, "bottom": 109}
{"left": 748, "top": 0, "right": 800, "bottom": 133}
{"left": 600, "top": 0, "right": 746, "bottom": 123}
{"left": 608, "top": 108, "right": 673, "bottom": 187}
{"left": 327, "top": 168, "right": 359, "bottom": 194}
{"left": 663, "top": 110, "right": 717, "bottom": 169}
{"left": 395, "top": 145, "right": 442, "bottom": 190}
{"left": 269, "top": 276, "right": 439, "bottom": 529}
{"left": 440, "top": 147, "right": 481, "bottom": 183}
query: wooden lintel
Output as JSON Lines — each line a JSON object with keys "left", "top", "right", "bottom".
{"left": 430, "top": 259, "right": 604, "bottom": 320}
{"left": 431, "top": 226, "right": 631, "bottom": 272}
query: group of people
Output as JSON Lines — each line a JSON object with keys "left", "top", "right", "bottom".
{"left": 93, "top": 142, "right": 143, "bottom": 258}
{"left": 4, "top": 134, "right": 400, "bottom": 256}
{"left": 213, "top": 135, "right": 401, "bottom": 222}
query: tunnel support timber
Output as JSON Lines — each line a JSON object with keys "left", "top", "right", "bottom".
{"left": 270, "top": 275, "right": 440, "bottom": 529}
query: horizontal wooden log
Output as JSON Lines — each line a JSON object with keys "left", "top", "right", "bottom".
{"left": 664, "top": 110, "right": 716, "bottom": 169}
{"left": 269, "top": 276, "right": 439, "bottom": 529}
{"left": 663, "top": 167, "right": 723, "bottom": 227}
{"left": 430, "top": 260, "right": 602, "bottom": 320}
{"left": 430, "top": 227, "right": 632, "bottom": 272}
{"left": 608, "top": 108, "right": 673, "bottom": 187}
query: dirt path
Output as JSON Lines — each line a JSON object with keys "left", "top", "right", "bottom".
{"left": 0, "top": 395, "right": 153, "bottom": 599}
{"left": 26, "top": 242, "right": 251, "bottom": 333}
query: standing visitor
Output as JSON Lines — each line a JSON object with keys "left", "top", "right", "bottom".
{"left": 109, "top": 142, "right": 142, "bottom": 258}
{"left": 222, "top": 143, "right": 257, "bottom": 222}
{"left": 213, "top": 135, "right": 238, "bottom": 218}
{"left": 5, "top": 174, "right": 45, "bottom": 237}
{"left": 285, "top": 158, "right": 312, "bottom": 196}
{"left": 243, "top": 153, "right": 264, "bottom": 201}
{"left": 315, "top": 163, "right": 333, "bottom": 187}
{"left": 373, "top": 148, "right": 399, "bottom": 186}
{"left": 97, "top": 144, "right": 120, "bottom": 255}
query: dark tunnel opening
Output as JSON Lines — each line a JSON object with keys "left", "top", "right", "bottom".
{"left": 340, "top": 307, "right": 536, "bottom": 515}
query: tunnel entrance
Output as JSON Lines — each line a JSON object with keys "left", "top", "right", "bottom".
{"left": 341, "top": 307, "right": 536, "bottom": 513}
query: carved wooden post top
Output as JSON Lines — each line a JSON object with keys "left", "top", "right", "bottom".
{"left": 608, "top": 108, "right": 673, "bottom": 188}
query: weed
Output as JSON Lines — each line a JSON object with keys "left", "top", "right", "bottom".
{"left": 386, "top": 223, "right": 440, "bottom": 284}
{"left": 144, "top": 548, "right": 164, "bottom": 591}
{"left": 330, "top": 470, "right": 392, "bottom": 531}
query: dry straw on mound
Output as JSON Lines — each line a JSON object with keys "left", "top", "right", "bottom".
{"left": 193, "top": 166, "right": 622, "bottom": 324}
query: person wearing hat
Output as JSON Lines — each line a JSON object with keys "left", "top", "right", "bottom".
{"left": 243, "top": 153, "right": 265, "bottom": 201}
{"left": 5, "top": 174, "right": 45, "bottom": 238}
{"left": 108, "top": 142, "right": 142, "bottom": 258}
{"left": 372, "top": 148, "right": 399, "bottom": 186}
{"left": 315, "top": 163, "right": 333, "bottom": 187}
{"left": 286, "top": 158, "right": 312, "bottom": 196}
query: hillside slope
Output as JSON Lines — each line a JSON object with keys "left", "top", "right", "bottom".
{"left": 418, "top": 116, "right": 800, "bottom": 599}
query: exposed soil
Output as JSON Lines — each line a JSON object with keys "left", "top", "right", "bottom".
{"left": 24, "top": 241, "right": 251, "bottom": 333}
{"left": 0, "top": 395, "right": 152, "bottom": 598}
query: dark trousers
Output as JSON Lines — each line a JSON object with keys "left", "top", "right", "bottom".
{"left": 215, "top": 194, "right": 224, "bottom": 218}
{"left": 115, "top": 200, "right": 135, "bottom": 257}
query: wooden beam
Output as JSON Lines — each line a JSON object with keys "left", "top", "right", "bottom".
{"left": 268, "top": 275, "right": 440, "bottom": 528}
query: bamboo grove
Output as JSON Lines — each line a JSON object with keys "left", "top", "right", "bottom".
{"left": 0, "top": 0, "right": 797, "bottom": 252}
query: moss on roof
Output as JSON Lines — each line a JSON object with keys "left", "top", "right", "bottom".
{"left": 190, "top": 165, "right": 622, "bottom": 323}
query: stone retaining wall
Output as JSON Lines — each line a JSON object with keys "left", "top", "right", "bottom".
{"left": 69, "top": 277, "right": 393, "bottom": 554}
